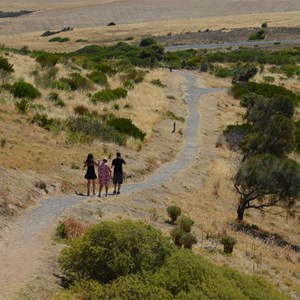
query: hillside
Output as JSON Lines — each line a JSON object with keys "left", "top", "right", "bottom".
{"left": 0, "top": 2, "right": 300, "bottom": 298}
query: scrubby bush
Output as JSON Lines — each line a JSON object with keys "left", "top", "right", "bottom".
{"left": 46, "top": 92, "right": 65, "bottom": 107}
{"left": 67, "top": 116, "right": 126, "bottom": 145}
{"left": 61, "top": 73, "right": 90, "bottom": 91}
{"left": 170, "top": 227, "right": 185, "bottom": 247}
{"left": 106, "top": 117, "right": 146, "bottom": 141}
{"left": 175, "top": 215, "right": 194, "bottom": 233}
{"left": 0, "top": 56, "right": 14, "bottom": 83}
{"left": 263, "top": 75, "right": 275, "bottom": 83}
{"left": 48, "top": 37, "right": 70, "bottom": 43}
{"left": 31, "top": 113, "right": 55, "bottom": 130}
{"left": 94, "top": 63, "right": 116, "bottom": 75}
{"left": 57, "top": 224, "right": 289, "bottom": 300}
{"left": 11, "top": 81, "right": 41, "bottom": 99}
{"left": 91, "top": 89, "right": 118, "bottom": 104}
{"left": 87, "top": 71, "right": 108, "bottom": 86}
{"left": 50, "top": 80, "right": 71, "bottom": 91}
{"left": 59, "top": 220, "right": 175, "bottom": 283}
{"left": 180, "top": 232, "right": 197, "bottom": 249}
{"left": 35, "top": 52, "right": 60, "bottom": 68}
{"left": 139, "top": 37, "right": 157, "bottom": 47}
{"left": 167, "top": 205, "right": 182, "bottom": 224}
{"left": 249, "top": 29, "right": 265, "bottom": 40}
{"left": 231, "top": 82, "right": 300, "bottom": 104}
{"left": 91, "top": 88, "right": 127, "bottom": 104}
{"left": 15, "top": 99, "right": 29, "bottom": 113}
{"left": 151, "top": 79, "right": 166, "bottom": 87}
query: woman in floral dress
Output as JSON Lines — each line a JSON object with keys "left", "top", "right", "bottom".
{"left": 98, "top": 158, "right": 111, "bottom": 197}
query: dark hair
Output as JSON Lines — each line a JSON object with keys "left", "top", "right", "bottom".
{"left": 116, "top": 152, "right": 121, "bottom": 157}
{"left": 86, "top": 153, "right": 94, "bottom": 164}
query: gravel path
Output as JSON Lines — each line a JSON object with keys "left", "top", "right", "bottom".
{"left": 0, "top": 71, "right": 226, "bottom": 298}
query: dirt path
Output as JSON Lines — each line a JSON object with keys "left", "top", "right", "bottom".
{"left": 0, "top": 71, "right": 226, "bottom": 299}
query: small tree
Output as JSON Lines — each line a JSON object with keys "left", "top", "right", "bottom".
{"left": 0, "top": 57, "right": 14, "bottom": 84}
{"left": 234, "top": 154, "right": 300, "bottom": 221}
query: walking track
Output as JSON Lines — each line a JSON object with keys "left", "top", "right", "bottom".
{"left": 0, "top": 71, "right": 226, "bottom": 298}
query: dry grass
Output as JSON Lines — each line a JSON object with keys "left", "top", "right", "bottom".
{"left": 0, "top": 51, "right": 186, "bottom": 219}
{"left": 0, "top": 7, "right": 299, "bottom": 51}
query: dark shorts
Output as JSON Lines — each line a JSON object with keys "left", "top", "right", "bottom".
{"left": 113, "top": 173, "right": 123, "bottom": 184}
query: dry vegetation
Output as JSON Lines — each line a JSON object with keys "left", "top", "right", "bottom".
{"left": 0, "top": 1, "right": 300, "bottom": 299}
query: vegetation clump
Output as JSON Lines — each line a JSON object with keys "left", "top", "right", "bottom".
{"left": 11, "top": 81, "right": 40, "bottom": 100}
{"left": 106, "top": 117, "right": 146, "bottom": 141}
{"left": 57, "top": 221, "right": 289, "bottom": 300}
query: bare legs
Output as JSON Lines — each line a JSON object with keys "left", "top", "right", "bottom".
{"left": 113, "top": 183, "right": 121, "bottom": 194}
{"left": 99, "top": 183, "right": 109, "bottom": 197}
{"left": 87, "top": 179, "right": 96, "bottom": 196}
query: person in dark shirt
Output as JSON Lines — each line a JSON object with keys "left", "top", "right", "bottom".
{"left": 111, "top": 151, "right": 126, "bottom": 194}
{"left": 83, "top": 153, "right": 97, "bottom": 196}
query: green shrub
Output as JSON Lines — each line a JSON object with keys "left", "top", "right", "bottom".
{"left": 94, "top": 63, "right": 116, "bottom": 75}
{"left": 139, "top": 37, "right": 157, "bottom": 47}
{"left": 35, "top": 52, "right": 60, "bottom": 68}
{"left": 249, "top": 29, "right": 265, "bottom": 40}
{"left": 15, "top": 99, "right": 29, "bottom": 113}
{"left": 87, "top": 71, "right": 108, "bottom": 86}
{"left": 112, "top": 87, "right": 128, "bottom": 98}
{"left": 152, "top": 249, "right": 288, "bottom": 299}
{"left": 11, "top": 81, "right": 41, "bottom": 100}
{"left": 31, "top": 113, "right": 55, "bottom": 130}
{"left": 91, "top": 88, "right": 127, "bottom": 104}
{"left": 106, "top": 117, "right": 146, "bottom": 141}
{"left": 91, "top": 89, "right": 118, "bottom": 104}
{"left": 180, "top": 232, "right": 197, "bottom": 249}
{"left": 167, "top": 205, "right": 182, "bottom": 224}
{"left": 151, "top": 79, "right": 166, "bottom": 87}
{"left": 46, "top": 92, "right": 65, "bottom": 107}
{"left": 67, "top": 116, "right": 126, "bottom": 145}
{"left": 261, "top": 22, "right": 268, "bottom": 28}
{"left": 48, "top": 37, "right": 70, "bottom": 43}
{"left": 175, "top": 215, "right": 194, "bottom": 233}
{"left": 50, "top": 80, "right": 71, "bottom": 91}
{"left": 61, "top": 73, "right": 90, "bottom": 91}
{"left": 231, "top": 82, "right": 300, "bottom": 104}
{"left": 170, "top": 227, "right": 185, "bottom": 247}
{"left": 213, "top": 66, "right": 234, "bottom": 78}
{"left": 263, "top": 76, "right": 275, "bottom": 83}
{"left": 59, "top": 220, "right": 175, "bottom": 283}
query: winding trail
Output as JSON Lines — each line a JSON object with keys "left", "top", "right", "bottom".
{"left": 0, "top": 71, "right": 226, "bottom": 298}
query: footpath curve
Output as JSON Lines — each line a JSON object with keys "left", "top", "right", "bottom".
{"left": 0, "top": 71, "right": 226, "bottom": 298}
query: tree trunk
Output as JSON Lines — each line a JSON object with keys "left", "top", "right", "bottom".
{"left": 237, "top": 200, "right": 246, "bottom": 222}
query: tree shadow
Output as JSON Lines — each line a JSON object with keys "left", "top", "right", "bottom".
{"left": 232, "top": 222, "right": 300, "bottom": 252}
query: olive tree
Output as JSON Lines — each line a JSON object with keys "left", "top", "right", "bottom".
{"left": 234, "top": 154, "right": 300, "bottom": 221}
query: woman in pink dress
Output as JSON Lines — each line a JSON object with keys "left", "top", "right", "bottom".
{"left": 98, "top": 158, "right": 111, "bottom": 197}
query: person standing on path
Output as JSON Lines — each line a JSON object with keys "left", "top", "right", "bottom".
{"left": 111, "top": 151, "right": 126, "bottom": 194}
{"left": 84, "top": 153, "right": 97, "bottom": 196}
{"left": 97, "top": 157, "right": 111, "bottom": 197}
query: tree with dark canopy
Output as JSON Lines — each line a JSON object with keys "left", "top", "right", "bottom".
{"left": 234, "top": 154, "right": 300, "bottom": 221}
